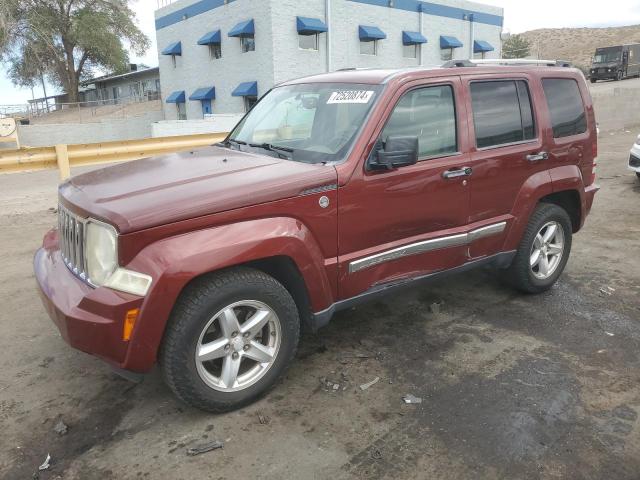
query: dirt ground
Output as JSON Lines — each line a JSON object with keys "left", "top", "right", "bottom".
{"left": 1, "top": 128, "right": 639, "bottom": 480}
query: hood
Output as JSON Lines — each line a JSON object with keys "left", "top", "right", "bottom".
{"left": 59, "top": 145, "right": 338, "bottom": 233}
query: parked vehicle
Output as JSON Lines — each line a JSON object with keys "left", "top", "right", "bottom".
{"left": 629, "top": 134, "right": 640, "bottom": 181}
{"left": 35, "top": 61, "right": 599, "bottom": 412}
{"left": 589, "top": 44, "right": 640, "bottom": 83}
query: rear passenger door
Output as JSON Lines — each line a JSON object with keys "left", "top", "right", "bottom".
{"left": 462, "top": 74, "right": 549, "bottom": 259}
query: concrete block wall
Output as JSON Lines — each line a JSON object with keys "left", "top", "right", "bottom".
{"left": 155, "top": 0, "right": 275, "bottom": 120}
{"left": 154, "top": 0, "right": 503, "bottom": 117}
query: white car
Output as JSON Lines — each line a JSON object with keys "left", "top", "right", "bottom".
{"left": 630, "top": 134, "right": 640, "bottom": 181}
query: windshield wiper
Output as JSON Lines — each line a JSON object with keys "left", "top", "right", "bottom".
{"left": 248, "top": 142, "right": 294, "bottom": 159}
{"left": 223, "top": 138, "right": 247, "bottom": 149}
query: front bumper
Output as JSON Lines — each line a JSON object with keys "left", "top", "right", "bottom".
{"left": 34, "top": 229, "right": 143, "bottom": 369}
{"left": 629, "top": 145, "right": 640, "bottom": 172}
{"left": 590, "top": 70, "right": 617, "bottom": 80}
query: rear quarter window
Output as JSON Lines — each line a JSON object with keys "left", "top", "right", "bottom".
{"left": 541, "top": 78, "right": 587, "bottom": 138}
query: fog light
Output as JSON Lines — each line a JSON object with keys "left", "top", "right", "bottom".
{"left": 123, "top": 308, "right": 139, "bottom": 341}
{"left": 104, "top": 268, "right": 152, "bottom": 296}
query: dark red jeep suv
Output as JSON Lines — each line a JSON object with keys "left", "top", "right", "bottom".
{"left": 35, "top": 62, "right": 599, "bottom": 411}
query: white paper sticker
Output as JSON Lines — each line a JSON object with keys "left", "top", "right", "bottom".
{"left": 327, "top": 90, "right": 374, "bottom": 104}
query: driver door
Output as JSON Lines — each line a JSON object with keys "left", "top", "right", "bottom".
{"left": 337, "top": 77, "right": 472, "bottom": 299}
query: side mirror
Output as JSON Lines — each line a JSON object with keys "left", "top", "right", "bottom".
{"left": 370, "top": 135, "right": 418, "bottom": 170}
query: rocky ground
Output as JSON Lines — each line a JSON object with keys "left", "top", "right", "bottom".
{"left": 0, "top": 129, "right": 639, "bottom": 480}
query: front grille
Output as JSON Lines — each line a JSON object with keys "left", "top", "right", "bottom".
{"left": 58, "top": 205, "right": 89, "bottom": 281}
{"left": 629, "top": 154, "right": 640, "bottom": 168}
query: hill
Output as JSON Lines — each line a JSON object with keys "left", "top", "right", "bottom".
{"left": 519, "top": 24, "right": 640, "bottom": 71}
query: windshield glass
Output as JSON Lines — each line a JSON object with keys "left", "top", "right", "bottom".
{"left": 227, "top": 83, "right": 383, "bottom": 163}
{"left": 593, "top": 49, "right": 622, "bottom": 63}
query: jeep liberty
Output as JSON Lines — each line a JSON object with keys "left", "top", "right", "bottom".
{"left": 35, "top": 62, "right": 599, "bottom": 412}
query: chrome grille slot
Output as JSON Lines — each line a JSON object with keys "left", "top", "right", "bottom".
{"left": 58, "top": 205, "right": 89, "bottom": 282}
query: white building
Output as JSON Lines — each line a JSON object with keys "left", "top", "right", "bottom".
{"left": 154, "top": 0, "right": 503, "bottom": 120}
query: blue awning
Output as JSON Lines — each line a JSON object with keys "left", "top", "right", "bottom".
{"left": 402, "top": 31, "right": 427, "bottom": 45}
{"left": 165, "top": 90, "right": 185, "bottom": 103}
{"left": 198, "top": 30, "right": 221, "bottom": 45}
{"left": 440, "top": 35, "right": 463, "bottom": 49}
{"left": 228, "top": 19, "right": 254, "bottom": 37}
{"left": 296, "top": 16, "right": 328, "bottom": 35}
{"left": 359, "top": 25, "right": 386, "bottom": 41}
{"left": 161, "top": 41, "right": 182, "bottom": 56}
{"left": 232, "top": 81, "right": 258, "bottom": 97}
{"left": 473, "top": 40, "right": 494, "bottom": 53}
{"left": 189, "top": 87, "right": 216, "bottom": 101}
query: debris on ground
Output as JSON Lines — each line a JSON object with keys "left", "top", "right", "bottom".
{"left": 53, "top": 420, "right": 68, "bottom": 436}
{"left": 429, "top": 301, "right": 444, "bottom": 314}
{"left": 599, "top": 286, "right": 615, "bottom": 296}
{"left": 402, "top": 394, "right": 423, "bottom": 404}
{"left": 320, "top": 375, "right": 348, "bottom": 392}
{"left": 186, "top": 440, "right": 224, "bottom": 456}
{"left": 339, "top": 352, "right": 369, "bottom": 364}
{"left": 257, "top": 412, "right": 271, "bottom": 425}
{"left": 38, "top": 454, "right": 51, "bottom": 471}
{"left": 604, "top": 331, "right": 615, "bottom": 337}
{"left": 371, "top": 448, "right": 383, "bottom": 460}
{"left": 359, "top": 377, "right": 380, "bottom": 391}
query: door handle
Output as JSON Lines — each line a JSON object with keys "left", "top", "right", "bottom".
{"left": 526, "top": 152, "right": 549, "bottom": 162}
{"left": 442, "top": 167, "right": 472, "bottom": 179}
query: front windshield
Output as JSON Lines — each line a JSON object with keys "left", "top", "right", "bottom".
{"left": 227, "top": 83, "right": 383, "bottom": 163}
{"left": 593, "top": 49, "right": 622, "bottom": 63}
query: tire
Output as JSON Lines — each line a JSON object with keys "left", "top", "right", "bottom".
{"left": 616, "top": 71, "right": 623, "bottom": 81}
{"left": 590, "top": 78, "right": 596, "bottom": 84}
{"left": 160, "top": 267, "right": 300, "bottom": 412}
{"left": 506, "top": 203, "right": 573, "bottom": 294}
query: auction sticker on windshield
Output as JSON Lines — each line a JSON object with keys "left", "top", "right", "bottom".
{"left": 327, "top": 90, "right": 374, "bottom": 104}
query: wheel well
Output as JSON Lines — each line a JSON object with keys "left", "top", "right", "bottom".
{"left": 539, "top": 190, "right": 581, "bottom": 232}
{"left": 244, "top": 256, "right": 313, "bottom": 331}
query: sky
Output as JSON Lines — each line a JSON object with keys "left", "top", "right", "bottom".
{"left": 2, "top": 0, "right": 640, "bottom": 104}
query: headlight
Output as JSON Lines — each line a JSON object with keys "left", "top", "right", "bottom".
{"left": 85, "top": 220, "right": 152, "bottom": 296}
{"left": 86, "top": 221, "right": 118, "bottom": 285}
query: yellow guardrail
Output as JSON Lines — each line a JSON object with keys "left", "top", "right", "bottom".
{"left": 0, "top": 132, "right": 229, "bottom": 179}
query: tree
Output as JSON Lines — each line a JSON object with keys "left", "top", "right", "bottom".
{"left": 0, "top": 0, "right": 149, "bottom": 103}
{"left": 502, "top": 34, "right": 531, "bottom": 59}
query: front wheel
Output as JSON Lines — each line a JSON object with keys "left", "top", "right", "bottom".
{"left": 506, "top": 203, "right": 573, "bottom": 294}
{"left": 161, "top": 267, "right": 300, "bottom": 412}
{"left": 590, "top": 77, "right": 597, "bottom": 84}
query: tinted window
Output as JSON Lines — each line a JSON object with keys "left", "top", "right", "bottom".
{"left": 381, "top": 85, "right": 457, "bottom": 157}
{"left": 471, "top": 80, "right": 536, "bottom": 148}
{"left": 542, "top": 79, "right": 587, "bottom": 138}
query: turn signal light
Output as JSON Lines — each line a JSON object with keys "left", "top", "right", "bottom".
{"left": 123, "top": 308, "right": 139, "bottom": 341}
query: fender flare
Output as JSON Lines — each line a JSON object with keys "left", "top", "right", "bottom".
{"left": 121, "top": 217, "right": 334, "bottom": 372}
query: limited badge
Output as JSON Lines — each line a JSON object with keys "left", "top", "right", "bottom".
{"left": 319, "top": 196, "right": 330, "bottom": 208}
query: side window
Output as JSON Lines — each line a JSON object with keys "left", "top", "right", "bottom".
{"left": 381, "top": 85, "right": 457, "bottom": 158}
{"left": 470, "top": 80, "right": 536, "bottom": 148}
{"left": 542, "top": 79, "right": 587, "bottom": 138}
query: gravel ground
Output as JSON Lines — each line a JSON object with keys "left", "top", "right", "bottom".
{"left": 0, "top": 129, "right": 639, "bottom": 480}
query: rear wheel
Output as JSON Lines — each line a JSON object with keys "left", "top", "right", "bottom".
{"left": 161, "top": 267, "right": 300, "bottom": 412}
{"left": 506, "top": 203, "right": 572, "bottom": 294}
{"left": 616, "top": 70, "right": 623, "bottom": 81}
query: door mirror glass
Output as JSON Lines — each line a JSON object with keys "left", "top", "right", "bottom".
{"left": 370, "top": 135, "right": 418, "bottom": 170}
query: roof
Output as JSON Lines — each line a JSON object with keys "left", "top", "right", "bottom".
{"left": 81, "top": 67, "right": 159, "bottom": 87}
{"left": 281, "top": 63, "right": 581, "bottom": 86}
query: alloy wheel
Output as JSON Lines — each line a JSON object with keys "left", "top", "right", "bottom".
{"left": 195, "top": 300, "right": 282, "bottom": 392}
{"left": 530, "top": 221, "right": 565, "bottom": 280}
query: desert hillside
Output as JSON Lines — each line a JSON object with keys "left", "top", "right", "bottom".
{"left": 519, "top": 24, "right": 640, "bottom": 70}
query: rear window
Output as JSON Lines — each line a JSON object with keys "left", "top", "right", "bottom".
{"left": 470, "top": 80, "right": 536, "bottom": 148}
{"left": 542, "top": 79, "right": 587, "bottom": 138}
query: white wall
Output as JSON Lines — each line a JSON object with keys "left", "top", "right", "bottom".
{"left": 151, "top": 114, "right": 244, "bottom": 137}
{"left": 17, "top": 111, "right": 164, "bottom": 147}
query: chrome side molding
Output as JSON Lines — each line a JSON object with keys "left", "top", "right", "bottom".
{"left": 349, "top": 221, "right": 507, "bottom": 273}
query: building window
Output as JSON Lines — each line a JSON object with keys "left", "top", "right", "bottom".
{"left": 403, "top": 44, "right": 418, "bottom": 59}
{"left": 176, "top": 103, "right": 186, "bottom": 120}
{"left": 299, "top": 33, "right": 319, "bottom": 51}
{"left": 360, "top": 40, "right": 377, "bottom": 56}
{"left": 241, "top": 36, "right": 255, "bottom": 53}
{"left": 244, "top": 96, "right": 258, "bottom": 112}
{"left": 440, "top": 48, "right": 453, "bottom": 61}
{"left": 209, "top": 44, "right": 222, "bottom": 59}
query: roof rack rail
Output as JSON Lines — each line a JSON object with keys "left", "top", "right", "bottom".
{"left": 443, "top": 59, "right": 573, "bottom": 68}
